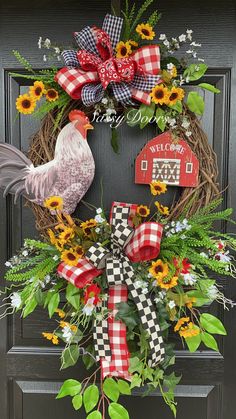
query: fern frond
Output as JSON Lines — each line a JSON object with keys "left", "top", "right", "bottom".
{"left": 12, "top": 50, "right": 34, "bottom": 73}
{"left": 5, "top": 257, "right": 57, "bottom": 282}
{"left": 24, "top": 239, "right": 51, "bottom": 250}
{"left": 147, "top": 10, "right": 161, "bottom": 27}
{"left": 130, "top": 0, "right": 154, "bottom": 33}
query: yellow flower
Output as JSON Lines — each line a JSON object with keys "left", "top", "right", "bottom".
{"left": 80, "top": 219, "right": 97, "bottom": 236}
{"left": 167, "top": 87, "right": 185, "bottom": 105}
{"left": 55, "top": 239, "right": 64, "bottom": 252}
{"left": 116, "top": 41, "right": 132, "bottom": 58}
{"left": 129, "top": 40, "right": 138, "bottom": 48}
{"left": 16, "top": 94, "right": 36, "bottom": 115}
{"left": 61, "top": 248, "right": 79, "bottom": 266}
{"left": 55, "top": 308, "right": 65, "bottom": 318}
{"left": 186, "top": 297, "right": 196, "bottom": 309}
{"left": 59, "top": 227, "right": 75, "bottom": 243}
{"left": 150, "top": 84, "right": 169, "bottom": 105}
{"left": 46, "top": 88, "right": 59, "bottom": 102}
{"left": 150, "top": 181, "right": 167, "bottom": 196}
{"left": 59, "top": 321, "right": 77, "bottom": 333}
{"left": 47, "top": 228, "right": 57, "bottom": 245}
{"left": 42, "top": 332, "right": 59, "bottom": 345}
{"left": 137, "top": 205, "right": 150, "bottom": 218}
{"left": 44, "top": 196, "right": 63, "bottom": 211}
{"left": 170, "top": 66, "right": 177, "bottom": 78}
{"left": 149, "top": 259, "right": 169, "bottom": 279}
{"left": 29, "top": 81, "right": 45, "bottom": 100}
{"left": 174, "top": 317, "right": 200, "bottom": 338}
{"left": 136, "top": 23, "right": 155, "bottom": 40}
{"left": 74, "top": 245, "right": 84, "bottom": 258}
{"left": 155, "top": 201, "right": 169, "bottom": 216}
{"left": 157, "top": 275, "right": 178, "bottom": 290}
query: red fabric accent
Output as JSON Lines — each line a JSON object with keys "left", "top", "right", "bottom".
{"left": 57, "top": 258, "right": 102, "bottom": 288}
{"left": 101, "top": 285, "right": 131, "bottom": 380}
{"left": 132, "top": 45, "right": 161, "bottom": 75}
{"left": 125, "top": 222, "right": 163, "bottom": 262}
{"left": 54, "top": 67, "right": 99, "bottom": 99}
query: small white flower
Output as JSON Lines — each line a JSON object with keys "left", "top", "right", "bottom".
{"left": 159, "top": 34, "right": 166, "bottom": 40}
{"left": 5, "top": 261, "right": 12, "bottom": 267}
{"left": 43, "top": 54, "right": 47, "bottom": 62}
{"left": 175, "top": 221, "right": 183, "bottom": 232}
{"left": 191, "top": 41, "right": 202, "bottom": 47}
{"left": 168, "top": 300, "right": 176, "bottom": 309}
{"left": 22, "top": 250, "right": 28, "bottom": 257}
{"left": 44, "top": 38, "right": 51, "bottom": 49}
{"left": 163, "top": 39, "right": 170, "bottom": 48}
{"left": 101, "top": 97, "right": 108, "bottom": 105}
{"left": 142, "top": 288, "right": 148, "bottom": 295}
{"left": 148, "top": 273, "right": 153, "bottom": 278}
{"left": 186, "top": 49, "right": 194, "bottom": 54}
{"left": 10, "top": 292, "right": 21, "bottom": 309}
{"left": 181, "top": 119, "right": 190, "bottom": 129}
{"left": 198, "top": 58, "right": 205, "bottom": 62}
{"left": 95, "top": 214, "right": 105, "bottom": 223}
{"left": 186, "top": 29, "right": 193, "bottom": 40}
{"left": 38, "top": 36, "right": 42, "bottom": 49}
{"left": 82, "top": 297, "right": 95, "bottom": 316}
{"left": 179, "top": 34, "right": 187, "bottom": 42}
{"left": 95, "top": 227, "right": 100, "bottom": 234}
{"left": 96, "top": 207, "right": 103, "bottom": 214}
{"left": 185, "top": 130, "right": 192, "bottom": 137}
{"left": 215, "top": 252, "right": 231, "bottom": 263}
{"left": 53, "top": 255, "right": 59, "bottom": 261}
{"left": 167, "top": 62, "right": 174, "bottom": 70}
{"left": 106, "top": 108, "right": 116, "bottom": 115}
{"left": 207, "top": 285, "right": 219, "bottom": 300}
{"left": 44, "top": 275, "right": 51, "bottom": 283}
{"left": 62, "top": 326, "right": 73, "bottom": 342}
{"left": 135, "top": 280, "right": 143, "bottom": 288}
{"left": 54, "top": 47, "right": 60, "bottom": 54}
{"left": 182, "top": 273, "right": 197, "bottom": 286}
{"left": 181, "top": 234, "right": 186, "bottom": 239}
{"left": 57, "top": 55, "right": 61, "bottom": 61}
{"left": 200, "top": 252, "right": 208, "bottom": 258}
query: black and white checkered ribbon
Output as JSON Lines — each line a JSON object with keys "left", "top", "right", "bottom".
{"left": 85, "top": 205, "right": 165, "bottom": 366}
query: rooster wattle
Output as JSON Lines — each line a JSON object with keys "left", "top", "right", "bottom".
{"left": 0, "top": 110, "right": 95, "bottom": 214}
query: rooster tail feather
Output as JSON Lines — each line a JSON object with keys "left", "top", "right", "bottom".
{"left": 0, "top": 143, "right": 33, "bottom": 198}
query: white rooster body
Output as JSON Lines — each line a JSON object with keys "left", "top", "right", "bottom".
{"left": 0, "top": 112, "right": 95, "bottom": 214}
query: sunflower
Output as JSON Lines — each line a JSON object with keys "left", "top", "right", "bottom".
{"left": 155, "top": 201, "right": 169, "bottom": 216}
{"left": 46, "top": 88, "right": 59, "bottom": 102}
{"left": 150, "top": 84, "right": 169, "bottom": 105}
{"left": 59, "top": 227, "right": 75, "bottom": 243}
{"left": 150, "top": 181, "right": 167, "bottom": 196}
{"left": 61, "top": 248, "right": 79, "bottom": 266}
{"left": 157, "top": 275, "right": 178, "bottom": 290}
{"left": 174, "top": 317, "right": 200, "bottom": 338}
{"left": 44, "top": 196, "right": 63, "bottom": 211}
{"left": 29, "top": 81, "right": 45, "bottom": 100}
{"left": 136, "top": 23, "right": 155, "bottom": 40}
{"left": 74, "top": 245, "right": 84, "bottom": 258}
{"left": 16, "top": 94, "right": 36, "bottom": 115}
{"left": 167, "top": 87, "right": 185, "bottom": 105}
{"left": 149, "top": 259, "right": 169, "bottom": 279}
{"left": 47, "top": 228, "right": 57, "bottom": 245}
{"left": 116, "top": 41, "right": 132, "bottom": 58}
{"left": 55, "top": 239, "right": 64, "bottom": 252}
{"left": 81, "top": 219, "right": 97, "bottom": 236}
{"left": 137, "top": 205, "right": 150, "bottom": 218}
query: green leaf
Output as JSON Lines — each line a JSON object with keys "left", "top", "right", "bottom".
{"left": 48, "top": 292, "right": 60, "bottom": 318}
{"left": 168, "top": 100, "right": 182, "bottom": 113}
{"left": 111, "top": 127, "right": 119, "bottom": 153}
{"left": 56, "top": 379, "right": 81, "bottom": 399}
{"left": 155, "top": 107, "right": 166, "bottom": 132}
{"left": 125, "top": 108, "right": 140, "bottom": 127}
{"left": 183, "top": 63, "right": 208, "bottom": 81}
{"left": 163, "top": 372, "right": 181, "bottom": 391}
{"left": 139, "top": 102, "right": 155, "bottom": 129}
{"left": 23, "top": 296, "right": 37, "bottom": 318}
{"left": 187, "top": 91, "right": 205, "bottom": 115}
{"left": 186, "top": 290, "right": 210, "bottom": 307}
{"left": 66, "top": 283, "right": 80, "bottom": 310}
{"left": 61, "top": 345, "right": 80, "bottom": 369}
{"left": 201, "top": 331, "right": 219, "bottom": 351}
{"left": 117, "top": 380, "right": 131, "bottom": 395}
{"left": 103, "top": 378, "right": 120, "bottom": 402}
{"left": 72, "top": 394, "right": 83, "bottom": 410}
{"left": 82, "top": 344, "right": 96, "bottom": 370}
{"left": 130, "top": 374, "right": 142, "bottom": 389}
{"left": 108, "top": 402, "right": 130, "bottom": 419}
{"left": 83, "top": 385, "right": 99, "bottom": 413}
{"left": 198, "top": 83, "right": 220, "bottom": 93}
{"left": 185, "top": 330, "right": 201, "bottom": 352}
{"left": 116, "top": 302, "right": 139, "bottom": 331}
{"left": 200, "top": 313, "right": 227, "bottom": 335}
{"left": 128, "top": 357, "right": 143, "bottom": 373}
{"left": 87, "top": 412, "right": 102, "bottom": 419}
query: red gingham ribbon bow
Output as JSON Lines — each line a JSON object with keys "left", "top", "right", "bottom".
{"left": 57, "top": 202, "right": 164, "bottom": 379}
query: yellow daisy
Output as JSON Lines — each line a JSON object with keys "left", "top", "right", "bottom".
{"left": 157, "top": 275, "right": 178, "bottom": 290}
{"left": 61, "top": 248, "right": 79, "bottom": 266}
{"left": 16, "top": 94, "right": 36, "bottom": 115}
{"left": 44, "top": 196, "right": 63, "bottom": 211}
{"left": 59, "top": 227, "right": 75, "bottom": 243}
{"left": 167, "top": 87, "right": 185, "bottom": 105}
{"left": 137, "top": 205, "right": 150, "bottom": 218}
{"left": 55, "top": 308, "right": 66, "bottom": 318}
{"left": 42, "top": 332, "right": 59, "bottom": 345}
{"left": 136, "top": 23, "right": 155, "bottom": 40}
{"left": 174, "top": 317, "right": 200, "bottom": 338}
{"left": 47, "top": 228, "right": 57, "bottom": 245}
{"left": 80, "top": 219, "right": 97, "bottom": 236}
{"left": 29, "top": 81, "right": 45, "bottom": 100}
{"left": 150, "top": 181, "right": 167, "bottom": 196}
{"left": 186, "top": 297, "right": 197, "bottom": 309}
{"left": 116, "top": 41, "right": 132, "bottom": 58}
{"left": 150, "top": 84, "right": 169, "bottom": 105}
{"left": 45, "top": 88, "right": 59, "bottom": 102}
{"left": 155, "top": 201, "right": 169, "bottom": 216}
{"left": 149, "top": 259, "right": 169, "bottom": 279}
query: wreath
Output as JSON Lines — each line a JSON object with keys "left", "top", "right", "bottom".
{"left": 0, "top": 1, "right": 234, "bottom": 418}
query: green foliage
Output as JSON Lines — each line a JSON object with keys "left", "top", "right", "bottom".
{"left": 66, "top": 283, "right": 80, "bottom": 310}
{"left": 83, "top": 385, "right": 99, "bottom": 413}
{"left": 185, "top": 330, "right": 201, "bottom": 352}
{"left": 72, "top": 394, "right": 83, "bottom": 410}
{"left": 183, "top": 63, "right": 208, "bottom": 81}
{"left": 198, "top": 83, "right": 220, "bottom": 93}
{"left": 12, "top": 50, "right": 34, "bottom": 72}
{"left": 139, "top": 102, "right": 156, "bottom": 129}
{"left": 187, "top": 91, "right": 205, "bottom": 115}
{"left": 156, "top": 107, "right": 166, "bottom": 132}
{"left": 116, "top": 301, "right": 139, "bottom": 331}
{"left": 103, "top": 378, "right": 120, "bottom": 402}
{"left": 56, "top": 379, "right": 81, "bottom": 399}
{"left": 108, "top": 403, "right": 130, "bottom": 419}
{"left": 117, "top": 379, "right": 131, "bottom": 395}
{"left": 111, "top": 127, "right": 119, "bottom": 153}
{"left": 5, "top": 257, "right": 57, "bottom": 282}
{"left": 87, "top": 412, "right": 102, "bottom": 419}
{"left": 201, "top": 331, "right": 219, "bottom": 351}
{"left": 61, "top": 345, "right": 80, "bottom": 369}
{"left": 200, "top": 313, "right": 226, "bottom": 335}
{"left": 121, "top": 0, "right": 160, "bottom": 41}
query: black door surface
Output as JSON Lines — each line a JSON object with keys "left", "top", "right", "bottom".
{"left": 0, "top": 0, "right": 236, "bottom": 418}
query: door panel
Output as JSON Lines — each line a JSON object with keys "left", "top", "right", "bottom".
{"left": 0, "top": 0, "right": 236, "bottom": 418}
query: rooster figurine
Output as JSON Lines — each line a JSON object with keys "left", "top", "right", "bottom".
{"left": 0, "top": 110, "right": 95, "bottom": 214}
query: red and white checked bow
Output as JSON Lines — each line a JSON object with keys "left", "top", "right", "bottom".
{"left": 55, "top": 14, "right": 161, "bottom": 106}
{"left": 58, "top": 202, "right": 165, "bottom": 378}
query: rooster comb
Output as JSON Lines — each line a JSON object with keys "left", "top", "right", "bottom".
{"left": 69, "top": 109, "right": 88, "bottom": 122}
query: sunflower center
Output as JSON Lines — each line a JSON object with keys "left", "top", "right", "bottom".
{"left": 154, "top": 185, "right": 162, "bottom": 191}
{"left": 76, "top": 247, "right": 83, "bottom": 255}
{"left": 35, "top": 87, "right": 42, "bottom": 96}
{"left": 64, "top": 233, "right": 71, "bottom": 240}
{"left": 154, "top": 265, "right": 163, "bottom": 274}
{"left": 22, "top": 99, "right": 31, "bottom": 109}
{"left": 50, "top": 201, "right": 59, "bottom": 207}
{"left": 139, "top": 207, "right": 147, "bottom": 215}
{"left": 169, "top": 92, "right": 178, "bottom": 101}
{"left": 154, "top": 89, "right": 164, "bottom": 99}
{"left": 47, "top": 89, "right": 57, "bottom": 98}
{"left": 67, "top": 252, "right": 76, "bottom": 261}
{"left": 141, "top": 28, "right": 150, "bottom": 36}
{"left": 84, "top": 227, "right": 92, "bottom": 235}
{"left": 120, "top": 46, "right": 127, "bottom": 56}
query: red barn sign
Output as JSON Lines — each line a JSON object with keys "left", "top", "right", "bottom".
{"left": 135, "top": 131, "right": 199, "bottom": 187}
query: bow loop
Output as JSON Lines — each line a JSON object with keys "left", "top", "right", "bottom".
{"left": 86, "top": 242, "right": 110, "bottom": 270}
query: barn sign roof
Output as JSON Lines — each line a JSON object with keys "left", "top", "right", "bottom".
{"left": 135, "top": 131, "right": 199, "bottom": 187}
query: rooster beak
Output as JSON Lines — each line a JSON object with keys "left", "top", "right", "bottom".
{"left": 84, "top": 123, "right": 94, "bottom": 130}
